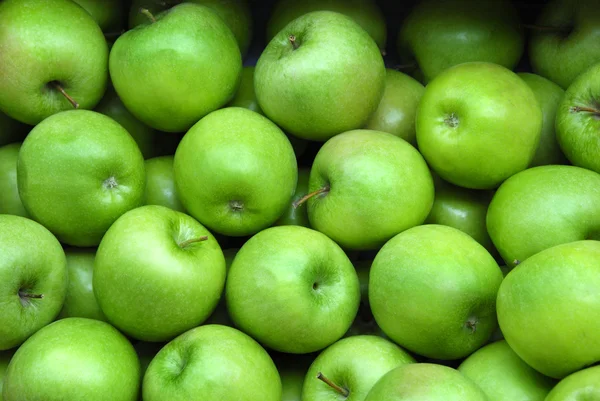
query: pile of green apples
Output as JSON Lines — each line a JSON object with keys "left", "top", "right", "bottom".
{"left": 1, "top": 0, "right": 600, "bottom": 400}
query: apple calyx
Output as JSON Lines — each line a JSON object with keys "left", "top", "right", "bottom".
{"left": 522, "top": 24, "right": 572, "bottom": 34}
{"left": 317, "top": 372, "right": 349, "bottom": 397}
{"left": 293, "top": 186, "right": 330, "bottom": 209}
{"left": 140, "top": 8, "right": 157, "bottom": 23}
{"left": 512, "top": 259, "right": 521, "bottom": 266}
{"left": 465, "top": 318, "right": 478, "bottom": 333}
{"left": 49, "top": 81, "right": 79, "bottom": 109}
{"left": 178, "top": 236, "right": 209, "bottom": 248}
{"left": 288, "top": 35, "right": 299, "bottom": 50}
{"left": 570, "top": 105, "right": 600, "bottom": 116}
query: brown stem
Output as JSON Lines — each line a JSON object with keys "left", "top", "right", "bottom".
{"left": 522, "top": 24, "right": 571, "bottom": 33}
{"left": 317, "top": 373, "right": 349, "bottom": 397}
{"left": 140, "top": 8, "right": 157, "bottom": 23}
{"left": 51, "top": 82, "right": 79, "bottom": 109}
{"left": 571, "top": 105, "right": 600, "bottom": 114}
{"left": 293, "top": 186, "right": 330, "bottom": 209}
{"left": 19, "top": 291, "right": 44, "bottom": 299}
{"left": 288, "top": 35, "right": 299, "bottom": 50}
{"left": 179, "top": 236, "right": 208, "bottom": 248}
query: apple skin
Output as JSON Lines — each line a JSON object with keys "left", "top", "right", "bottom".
{"left": 267, "top": 0, "right": 387, "bottom": 49}
{"left": 274, "top": 168, "right": 310, "bottom": 228}
{"left": 425, "top": 176, "right": 497, "bottom": 257}
{"left": 345, "top": 260, "right": 386, "bottom": 338}
{"left": 555, "top": 62, "right": 600, "bottom": 174}
{"left": 497, "top": 240, "right": 600, "bottom": 379}
{"left": 0, "top": 215, "right": 67, "bottom": 351}
{"left": 57, "top": 249, "right": 106, "bottom": 322}
{"left": 0, "top": 0, "right": 108, "bottom": 125}
{"left": 281, "top": 368, "right": 305, "bottom": 401}
{"left": 94, "top": 205, "right": 226, "bottom": 342}
{"left": 174, "top": 107, "right": 297, "bottom": 237}
{"left": 518, "top": 73, "right": 567, "bottom": 167}
{"left": 0, "top": 112, "right": 27, "bottom": 148}
{"left": 226, "top": 225, "right": 360, "bottom": 354}
{"left": 364, "top": 363, "right": 488, "bottom": 401}
{"left": 110, "top": 3, "right": 242, "bottom": 133}
{"left": 3, "top": 318, "right": 140, "bottom": 401}
{"left": 486, "top": 165, "right": 600, "bottom": 269}
{"left": 17, "top": 110, "right": 145, "bottom": 247}
{"left": 144, "top": 156, "right": 185, "bottom": 213}
{"left": 129, "top": 0, "right": 253, "bottom": 56}
{"left": 364, "top": 69, "right": 425, "bottom": 145}
{"left": 302, "top": 335, "right": 415, "bottom": 401}
{"left": 307, "top": 129, "right": 434, "bottom": 250}
{"left": 0, "top": 143, "right": 28, "bottom": 217}
{"left": 416, "top": 62, "right": 542, "bottom": 190}
{"left": 458, "top": 340, "right": 556, "bottom": 401}
{"left": 72, "top": 0, "right": 124, "bottom": 33}
{"left": 370, "top": 224, "right": 503, "bottom": 360}
{"left": 255, "top": 11, "right": 385, "bottom": 141}
{"left": 203, "top": 248, "right": 237, "bottom": 327}
{"left": 227, "top": 66, "right": 263, "bottom": 114}
{"left": 529, "top": 0, "right": 600, "bottom": 89}
{"left": 0, "top": 350, "right": 14, "bottom": 401}
{"left": 143, "top": 325, "right": 281, "bottom": 401}
{"left": 397, "top": 0, "right": 524, "bottom": 83}
{"left": 546, "top": 365, "right": 600, "bottom": 401}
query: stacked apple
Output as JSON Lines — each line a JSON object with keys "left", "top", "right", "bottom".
{"left": 1, "top": 0, "right": 600, "bottom": 400}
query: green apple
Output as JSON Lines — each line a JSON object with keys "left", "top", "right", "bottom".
{"left": 305, "top": 129, "right": 433, "bottom": 250}
{"left": 0, "top": 143, "right": 28, "bottom": 217}
{"left": 95, "top": 86, "right": 180, "bottom": 159}
{"left": 226, "top": 225, "right": 360, "bottom": 354}
{"left": 143, "top": 325, "right": 281, "bottom": 401}
{"left": 129, "top": 0, "right": 253, "bottom": 56}
{"left": 370, "top": 224, "right": 503, "bottom": 360}
{"left": 425, "top": 176, "right": 496, "bottom": 256}
{"left": 0, "top": 112, "right": 27, "bottom": 148}
{"left": 267, "top": 0, "right": 386, "bottom": 50}
{"left": 364, "top": 363, "right": 488, "bottom": 401}
{"left": 281, "top": 368, "right": 305, "bottom": 401}
{"left": 364, "top": 69, "right": 425, "bottom": 145}
{"left": 174, "top": 107, "right": 297, "bottom": 236}
{"left": 3, "top": 318, "right": 140, "bottom": 401}
{"left": 555, "top": 62, "right": 600, "bottom": 173}
{"left": 529, "top": 0, "right": 600, "bottom": 89}
{"left": 518, "top": 73, "right": 567, "bottom": 167}
{"left": 255, "top": 11, "right": 385, "bottom": 141}
{"left": 274, "top": 168, "right": 310, "bottom": 228}
{"left": 0, "top": 0, "right": 108, "bottom": 125}
{"left": 17, "top": 110, "right": 145, "bottom": 247}
{"left": 57, "top": 249, "right": 106, "bottom": 322}
{"left": 458, "top": 340, "right": 556, "bottom": 401}
{"left": 497, "top": 240, "right": 600, "bottom": 379}
{"left": 144, "top": 156, "right": 185, "bottom": 213}
{"left": 73, "top": 0, "right": 124, "bottom": 33}
{"left": 486, "top": 165, "right": 600, "bottom": 269}
{"left": 227, "top": 66, "right": 263, "bottom": 114}
{"left": 94, "top": 205, "right": 226, "bottom": 342}
{"left": 0, "top": 215, "right": 67, "bottom": 351}
{"left": 546, "top": 365, "right": 600, "bottom": 401}
{"left": 397, "top": 0, "right": 524, "bottom": 83}
{"left": 0, "top": 350, "right": 14, "bottom": 401}
{"left": 416, "top": 62, "right": 542, "bottom": 189}
{"left": 111, "top": 3, "right": 242, "bottom": 132}
{"left": 203, "top": 248, "right": 237, "bottom": 327}
{"left": 303, "top": 335, "right": 415, "bottom": 401}
{"left": 345, "top": 260, "right": 386, "bottom": 338}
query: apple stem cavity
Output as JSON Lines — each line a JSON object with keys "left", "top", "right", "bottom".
{"left": 293, "top": 186, "right": 330, "bottom": 209}
{"left": 316, "top": 372, "right": 349, "bottom": 397}
{"left": 50, "top": 82, "right": 79, "bottom": 109}
{"left": 570, "top": 105, "right": 600, "bottom": 115}
{"left": 178, "top": 236, "right": 209, "bottom": 248}
{"left": 140, "top": 8, "right": 157, "bottom": 23}
{"left": 288, "top": 35, "right": 299, "bottom": 50}
{"left": 522, "top": 24, "right": 571, "bottom": 33}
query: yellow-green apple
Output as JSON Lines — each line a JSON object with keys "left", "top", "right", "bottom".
{"left": 370, "top": 224, "right": 503, "bottom": 360}
{"left": 17, "top": 110, "right": 145, "bottom": 247}
{"left": 0, "top": 0, "right": 108, "bottom": 125}
{"left": 0, "top": 215, "right": 67, "bottom": 351}
{"left": 546, "top": 365, "right": 600, "bottom": 401}
{"left": 110, "top": 3, "right": 242, "bottom": 132}
{"left": 73, "top": 0, "right": 124, "bottom": 33}
{"left": 0, "top": 144, "right": 28, "bottom": 217}
{"left": 281, "top": 368, "right": 306, "bottom": 401}
{"left": 345, "top": 260, "right": 386, "bottom": 338}
{"left": 227, "top": 66, "right": 263, "bottom": 114}
{"left": 255, "top": 11, "right": 385, "bottom": 141}
{"left": 144, "top": 156, "right": 185, "bottom": 213}
{"left": 497, "top": 240, "right": 600, "bottom": 379}
{"left": 226, "top": 226, "right": 360, "bottom": 354}
{"left": 274, "top": 168, "right": 310, "bottom": 228}
{"left": 416, "top": 62, "right": 542, "bottom": 189}
{"left": 203, "top": 248, "right": 237, "bottom": 327}
{"left": 486, "top": 165, "right": 600, "bottom": 269}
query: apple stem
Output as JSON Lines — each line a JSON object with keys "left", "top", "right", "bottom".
{"left": 288, "top": 35, "right": 299, "bottom": 50}
{"left": 140, "top": 8, "right": 157, "bottom": 23}
{"left": 317, "top": 373, "right": 349, "bottom": 397}
{"left": 522, "top": 24, "right": 571, "bottom": 33}
{"left": 293, "top": 186, "right": 330, "bottom": 209}
{"left": 18, "top": 291, "right": 44, "bottom": 299}
{"left": 51, "top": 82, "right": 79, "bottom": 109}
{"left": 178, "top": 236, "right": 209, "bottom": 248}
{"left": 571, "top": 105, "right": 600, "bottom": 114}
